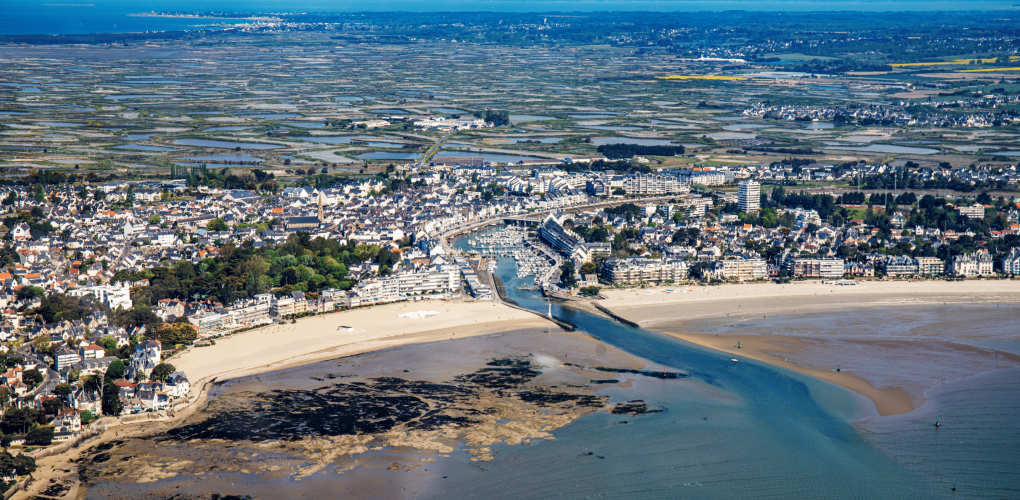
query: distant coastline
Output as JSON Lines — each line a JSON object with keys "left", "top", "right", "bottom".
{"left": 128, "top": 12, "right": 280, "bottom": 21}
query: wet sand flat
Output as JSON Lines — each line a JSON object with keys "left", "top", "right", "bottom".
{"left": 593, "top": 280, "right": 1020, "bottom": 416}
{"left": 75, "top": 330, "right": 663, "bottom": 500}
{"left": 655, "top": 331, "right": 1020, "bottom": 416}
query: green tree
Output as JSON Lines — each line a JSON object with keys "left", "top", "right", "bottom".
{"left": 150, "top": 363, "right": 175, "bottom": 382}
{"left": 151, "top": 323, "right": 198, "bottom": 346}
{"left": 148, "top": 214, "right": 162, "bottom": 225}
{"left": 0, "top": 451, "right": 14, "bottom": 488}
{"left": 42, "top": 398, "right": 64, "bottom": 416}
{"left": 559, "top": 261, "right": 577, "bottom": 288}
{"left": 82, "top": 375, "right": 103, "bottom": 394}
{"left": 16, "top": 286, "right": 44, "bottom": 301}
{"left": 21, "top": 369, "right": 42, "bottom": 388}
{"left": 105, "top": 359, "right": 126, "bottom": 379}
{"left": 26, "top": 426, "right": 54, "bottom": 446}
{"left": 689, "top": 261, "right": 713, "bottom": 279}
{"left": 80, "top": 409, "right": 94, "bottom": 425}
{"left": 53, "top": 384, "right": 73, "bottom": 398}
{"left": 102, "top": 383, "right": 123, "bottom": 416}
{"left": 32, "top": 336, "right": 51, "bottom": 357}
{"left": 207, "top": 218, "right": 229, "bottom": 231}
{"left": 115, "top": 309, "right": 161, "bottom": 329}
{"left": 0, "top": 407, "right": 38, "bottom": 435}
{"left": 12, "top": 454, "right": 36, "bottom": 475}
{"left": 98, "top": 336, "right": 119, "bottom": 357}
{"left": 580, "top": 262, "right": 598, "bottom": 275}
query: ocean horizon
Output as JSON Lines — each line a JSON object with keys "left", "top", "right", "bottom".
{"left": 2, "top": 1, "right": 1020, "bottom": 35}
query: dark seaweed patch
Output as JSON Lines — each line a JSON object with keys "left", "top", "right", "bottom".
{"left": 611, "top": 400, "right": 664, "bottom": 415}
{"left": 518, "top": 391, "right": 603, "bottom": 408}
{"left": 92, "top": 440, "right": 121, "bottom": 453}
{"left": 166, "top": 357, "right": 590, "bottom": 443}
{"left": 40, "top": 482, "right": 71, "bottom": 497}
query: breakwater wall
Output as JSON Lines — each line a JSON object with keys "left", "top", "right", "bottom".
{"left": 493, "top": 275, "right": 576, "bottom": 331}
{"left": 591, "top": 301, "right": 639, "bottom": 328}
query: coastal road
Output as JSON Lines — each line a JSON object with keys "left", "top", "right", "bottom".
{"left": 416, "top": 129, "right": 454, "bottom": 166}
{"left": 20, "top": 353, "right": 60, "bottom": 398}
{"left": 39, "top": 366, "right": 60, "bottom": 395}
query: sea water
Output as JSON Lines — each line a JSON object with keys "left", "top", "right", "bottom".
{"left": 441, "top": 231, "right": 1019, "bottom": 499}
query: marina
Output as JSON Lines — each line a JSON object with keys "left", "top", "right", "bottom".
{"left": 465, "top": 226, "right": 557, "bottom": 290}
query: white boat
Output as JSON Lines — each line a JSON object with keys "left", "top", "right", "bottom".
{"left": 731, "top": 358, "right": 739, "bottom": 363}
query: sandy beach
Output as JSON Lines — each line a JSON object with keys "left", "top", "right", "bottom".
{"left": 173, "top": 300, "right": 559, "bottom": 385}
{"left": 596, "top": 279, "right": 1020, "bottom": 326}
{"left": 592, "top": 280, "right": 1020, "bottom": 416}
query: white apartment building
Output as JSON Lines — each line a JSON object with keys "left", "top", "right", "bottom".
{"left": 673, "top": 170, "right": 726, "bottom": 186}
{"left": 950, "top": 252, "right": 994, "bottom": 276}
{"left": 957, "top": 204, "right": 986, "bottom": 219}
{"left": 738, "top": 179, "right": 760, "bottom": 213}
{"left": 156, "top": 232, "right": 178, "bottom": 247}
{"left": 346, "top": 263, "right": 460, "bottom": 308}
{"left": 68, "top": 282, "right": 133, "bottom": 311}
{"left": 622, "top": 174, "right": 690, "bottom": 196}
{"left": 270, "top": 295, "right": 308, "bottom": 317}
{"left": 787, "top": 257, "right": 845, "bottom": 278}
{"left": 189, "top": 310, "right": 232, "bottom": 336}
{"left": 714, "top": 258, "right": 768, "bottom": 281}
{"left": 54, "top": 348, "right": 81, "bottom": 371}
{"left": 348, "top": 279, "right": 400, "bottom": 307}
{"left": 396, "top": 265, "right": 460, "bottom": 295}
{"left": 226, "top": 300, "right": 271, "bottom": 328}
{"left": 915, "top": 257, "right": 945, "bottom": 276}
{"left": 600, "top": 257, "right": 689, "bottom": 284}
